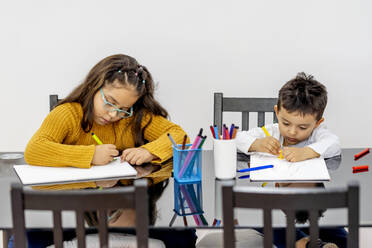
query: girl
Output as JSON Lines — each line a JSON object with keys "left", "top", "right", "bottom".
{"left": 24, "top": 54, "right": 188, "bottom": 225}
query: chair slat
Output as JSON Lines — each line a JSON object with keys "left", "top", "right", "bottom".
{"left": 242, "top": 112, "right": 249, "bottom": 131}
{"left": 135, "top": 180, "right": 149, "bottom": 248}
{"left": 348, "top": 183, "right": 359, "bottom": 248}
{"left": 258, "top": 112, "right": 265, "bottom": 127}
{"left": 53, "top": 210, "right": 63, "bottom": 248}
{"left": 98, "top": 209, "right": 108, "bottom": 248}
{"left": 76, "top": 210, "right": 86, "bottom": 248}
{"left": 49, "top": 94, "right": 60, "bottom": 111}
{"left": 214, "top": 93, "right": 223, "bottom": 133}
{"left": 285, "top": 211, "right": 296, "bottom": 248}
{"left": 309, "top": 210, "right": 319, "bottom": 248}
{"left": 263, "top": 209, "right": 272, "bottom": 248}
{"left": 222, "top": 182, "right": 235, "bottom": 248}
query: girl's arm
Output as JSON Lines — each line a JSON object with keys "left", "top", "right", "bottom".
{"left": 24, "top": 103, "right": 95, "bottom": 168}
{"left": 140, "top": 114, "right": 189, "bottom": 163}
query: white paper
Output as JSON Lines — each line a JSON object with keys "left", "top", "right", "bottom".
{"left": 13, "top": 158, "right": 137, "bottom": 186}
{"left": 249, "top": 154, "right": 330, "bottom": 182}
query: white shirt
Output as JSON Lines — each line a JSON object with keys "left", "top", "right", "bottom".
{"left": 235, "top": 123, "right": 341, "bottom": 158}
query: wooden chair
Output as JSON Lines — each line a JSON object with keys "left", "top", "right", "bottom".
{"left": 222, "top": 181, "right": 359, "bottom": 248}
{"left": 49, "top": 94, "right": 61, "bottom": 111}
{"left": 11, "top": 179, "right": 150, "bottom": 248}
{"left": 213, "top": 92, "right": 278, "bottom": 133}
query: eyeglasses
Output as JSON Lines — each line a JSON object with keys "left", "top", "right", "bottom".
{"left": 100, "top": 89, "right": 133, "bottom": 118}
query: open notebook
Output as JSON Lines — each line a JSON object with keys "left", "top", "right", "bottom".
{"left": 13, "top": 158, "right": 138, "bottom": 186}
{"left": 249, "top": 153, "right": 330, "bottom": 182}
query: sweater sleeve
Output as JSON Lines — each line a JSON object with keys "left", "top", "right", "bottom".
{"left": 140, "top": 114, "right": 189, "bottom": 164}
{"left": 24, "top": 104, "right": 95, "bottom": 168}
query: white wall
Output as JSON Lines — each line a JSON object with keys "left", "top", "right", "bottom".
{"left": 0, "top": 0, "right": 371, "bottom": 151}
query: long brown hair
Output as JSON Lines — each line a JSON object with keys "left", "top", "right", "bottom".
{"left": 57, "top": 54, "right": 168, "bottom": 146}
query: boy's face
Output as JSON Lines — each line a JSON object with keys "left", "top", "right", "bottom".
{"left": 274, "top": 105, "right": 323, "bottom": 146}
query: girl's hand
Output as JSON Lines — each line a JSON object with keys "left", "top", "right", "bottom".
{"left": 121, "top": 147, "right": 157, "bottom": 165}
{"left": 92, "top": 144, "right": 119, "bottom": 165}
{"left": 250, "top": 137, "right": 281, "bottom": 155}
{"left": 282, "top": 147, "right": 320, "bottom": 162}
{"left": 96, "top": 180, "right": 118, "bottom": 188}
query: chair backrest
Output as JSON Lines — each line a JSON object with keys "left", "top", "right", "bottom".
{"left": 222, "top": 181, "right": 359, "bottom": 248}
{"left": 49, "top": 94, "right": 62, "bottom": 111}
{"left": 214, "top": 92, "right": 278, "bottom": 133}
{"left": 11, "top": 179, "right": 149, "bottom": 248}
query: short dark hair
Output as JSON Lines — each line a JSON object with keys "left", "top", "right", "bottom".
{"left": 277, "top": 72, "right": 327, "bottom": 120}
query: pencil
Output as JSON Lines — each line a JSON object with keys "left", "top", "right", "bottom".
{"left": 262, "top": 126, "right": 283, "bottom": 159}
{"left": 91, "top": 132, "right": 103, "bottom": 145}
{"left": 261, "top": 126, "right": 271, "bottom": 137}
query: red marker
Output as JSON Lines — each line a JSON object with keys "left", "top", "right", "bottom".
{"left": 212, "top": 219, "right": 217, "bottom": 226}
{"left": 209, "top": 125, "right": 216, "bottom": 139}
{"left": 354, "top": 148, "right": 370, "bottom": 160}
{"left": 352, "top": 165, "right": 369, "bottom": 172}
{"left": 353, "top": 168, "right": 368, "bottom": 174}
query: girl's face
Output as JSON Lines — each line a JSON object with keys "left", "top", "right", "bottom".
{"left": 93, "top": 80, "right": 140, "bottom": 125}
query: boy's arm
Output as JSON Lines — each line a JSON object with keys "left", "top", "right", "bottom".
{"left": 307, "top": 124, "right": 341, "bottom": 158}
{"left": 235, "top": 126, "right": 272, "bottom": 154}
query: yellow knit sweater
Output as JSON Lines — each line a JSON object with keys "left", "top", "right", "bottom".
{"left": 25, "top": 103, "right": 187, "bottom": 190}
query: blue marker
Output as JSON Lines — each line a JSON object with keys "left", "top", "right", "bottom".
{"left": 238, "top": 174, "right": 250, "bottom": 179}
{"left": 237, "top": 164, "right": 274, "bottom": 173}
{"left": 214, "top": 125, "right": 219, "bottom": 140}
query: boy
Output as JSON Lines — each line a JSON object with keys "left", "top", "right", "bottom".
{"left": 236, "top": 72, "right": 340, "bottom": 162}
{"left": 236, "top": 72, "right": 343, "bottom": 248}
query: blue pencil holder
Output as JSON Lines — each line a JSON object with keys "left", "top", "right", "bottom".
{"left": 174, "top": 180, "right": 203, "bottom": 216}
{"left": 173, "top": 144, "right": 202, "bottom": 183}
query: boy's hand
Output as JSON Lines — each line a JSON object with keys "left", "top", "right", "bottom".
{"left": 92, "top": 144, "right": 119, "bottom": 165}
{"left": 282, "top": 147, "right": 320, "bottom": 162}
{"left": 250, "top": 137, "right": 280, "bottom": 155}
{"left": 121, "top": 147, "right": 158, "bottom": 165}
